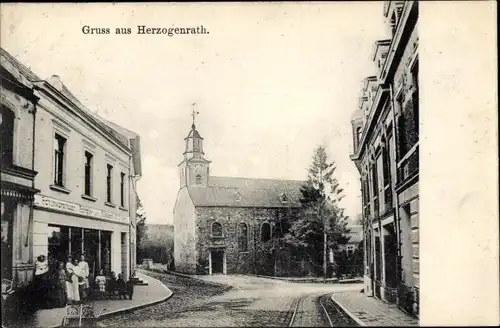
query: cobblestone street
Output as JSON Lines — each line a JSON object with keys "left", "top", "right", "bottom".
{"left": 99, "top": 270, "right": 362, "bottom": 327}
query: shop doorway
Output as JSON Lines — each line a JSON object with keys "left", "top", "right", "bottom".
{"left": 383, "top": 223, "right": 398, "bottom": 288}
{"left": 121, "top": 233, "right": 127, "bottom": 280}
{"left": 374, "top": 234, "right": 382, "bottom": 299}
{"left": 1, "top": 200, "right": 15, "bottom": 280}
{"left": 211, "top": 249, "right": 224, "bottom": 274}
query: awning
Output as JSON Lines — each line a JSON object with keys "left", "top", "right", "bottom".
{"left": 1, "top": 181, "right": 40, "bottom": 201}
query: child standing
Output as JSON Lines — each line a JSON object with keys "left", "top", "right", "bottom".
{"left": 94, "top": 270, "right": 106, "bottom": 300}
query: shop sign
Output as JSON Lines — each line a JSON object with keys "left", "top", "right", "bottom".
{"left": 34, "top": 195, "right": 129, "bottom": 224}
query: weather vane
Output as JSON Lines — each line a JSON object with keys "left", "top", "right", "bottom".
{"left": 191, "top": 103, "right": 199, "bottom": 128}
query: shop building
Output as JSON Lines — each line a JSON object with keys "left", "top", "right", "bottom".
{"left": 0, "top": 48, "right": 141, "bottom": 285}
{"left": 30, "top": 74, "right": 142, "bottom": 281}
{"left": 1, "top": 48, "right": 41, "bottom": 287}
{"left": 349, "top": 1, "right": 419, "bottom": 317}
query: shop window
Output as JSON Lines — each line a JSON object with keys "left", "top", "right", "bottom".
{"left": 106, "top": 164, "right": 113, "bottom": 203}
{"left": 54, "top": 133, "right": 67, "bottom": 187}
{"left": 1, "top": 200, "right": 15, "bottom": 280}
{"left": 238, "top": 223, "right": 248, "bottom": 252}
{"left": 84, "top": 151, "right": 93, "bottom": 196}
{"left": 120, "top": 172, "right": 126, "bottom": 207}
{"left": 212, "top": 222, "right": 223, "bottom": 237}
{"left": 0, "top": 106, "right": 14, "bottom": 168}
{"left": 261, "top": 223, "right": 271, "bottom": 242}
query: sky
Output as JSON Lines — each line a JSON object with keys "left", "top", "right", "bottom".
{"left": 1, "top": 2, "right": 389, "bottom": 225}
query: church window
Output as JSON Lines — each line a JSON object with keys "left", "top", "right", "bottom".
{"left": 195, "top": 174, "right": 202, "bottom": 184}
{"left": 238, "top": 223, "right": 248, "bottom": 252}
{"left": 261, "top": 223, "right": 271, "bottom": 242}
{"left": 212, "top": 222, "right": 223, "bottom": 237}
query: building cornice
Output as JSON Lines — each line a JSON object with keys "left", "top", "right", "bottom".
{"left": 351, "top": 85, "right": 390, "bottom": 161}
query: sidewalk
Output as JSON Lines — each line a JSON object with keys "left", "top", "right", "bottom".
{"left": 331, "top": 292, "right": 419, "bottom": 327}
{"left": 5, "top": 272, "right": 173, "bottom": 328}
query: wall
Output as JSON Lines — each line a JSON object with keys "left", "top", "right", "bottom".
{"left": 34, "top": 90, "right": 132, "bottom": 223}
{"left": 173, "top": 187, "right": 197, "bottom": 273}
{"left": 194, "top": 206, "right": 300, "bottom": 275}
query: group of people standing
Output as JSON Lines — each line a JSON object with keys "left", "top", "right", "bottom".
{"left": 34, "top": 254, "right": 91, "bottom": 308}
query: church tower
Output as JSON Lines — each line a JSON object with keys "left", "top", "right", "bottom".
{"left": 179, "top": 108, "right": 211, "bottom": 188}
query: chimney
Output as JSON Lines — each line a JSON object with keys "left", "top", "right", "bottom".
{"left": 47, "top": 75, "right": 63, "bottom": 91}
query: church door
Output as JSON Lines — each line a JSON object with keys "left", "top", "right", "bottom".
{"left": 211, "top": 250, "right": 224, "bottom": 274}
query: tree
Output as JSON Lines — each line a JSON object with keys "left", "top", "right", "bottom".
{"left": 284, "top": 146, "right": 350, "bottom": 278}
{"left": 136, "top": 194, "right": 148, "bottom": 264}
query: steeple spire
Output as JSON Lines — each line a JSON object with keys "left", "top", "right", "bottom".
{"left": 191, "top": 103, "right": 199, "bottom": 129}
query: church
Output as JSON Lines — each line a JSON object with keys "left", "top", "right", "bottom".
{"left": 173, "top": 118, "right": 305, "bottom": 275}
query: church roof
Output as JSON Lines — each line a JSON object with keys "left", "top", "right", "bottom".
{"left": 185, "top": 125, "right": 203, "bottom": 140}
{"left": 187, "top": 176, "right": 305, "bottom": 208}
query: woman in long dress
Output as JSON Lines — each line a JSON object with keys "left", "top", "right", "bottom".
{"left": 78, "top": 254, "right": 90, "bottom": 299}
{"left": 54, "top": 261, "right": 67, "bottom": 307}
{"left": 73, "top": 258, "right": 86, "bottom": 302}
{"left": 65, "top": 256, "right": 80, "bottom": 304}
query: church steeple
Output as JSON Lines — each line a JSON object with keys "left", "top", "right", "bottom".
{"left": 183, "top": 104, "right": 204, "bottom": 160}
{"left": 179, "top": 105, "right": 211, "bottom": 188}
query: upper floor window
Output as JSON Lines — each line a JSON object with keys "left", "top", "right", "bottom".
{"left": 238, "top": 223, "right": 248, "bottom": 252}
{"left": 411, "top": 61, "right": 419, "bottom": 136}
{"left": 261, "top": 222, "right": 271, "bottom": 242}
{"left": 106, "top": 164, "right": 113, "bottom": 203}
{"left": 120, "top": 172, "right": 126, "bottom": 207}
{"left": 0, "top": 106, "right": 14, "bottom": 167}
{"left": 195, "top": 174, "right": 202, "bottom": 185}
{"left": 54, "top": 134, "right": 67, "bottom": 187}
{"left": 84, "top": 151, "right": 93, "bottom": 196}
{"left": 212, "top": 222, "right": 223, "bottom": 237}
{"left": 382, "top": 139, "right": 391, "bottom": 186}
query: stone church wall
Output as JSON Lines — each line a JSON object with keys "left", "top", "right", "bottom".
{"left": 194, "top": 206, "right": 301, "bottom": 275}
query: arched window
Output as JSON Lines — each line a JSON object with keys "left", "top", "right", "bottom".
{"left": 238, "top": 223, "right": 248, "bottom": 252}
{"left": 212, "top": 222, "right": 223, "bottom": 237}
{"left": 261, "top": 223, "right": 271, "bottom": 242}
{"left": 356, "top": 127, "right": 362, "bottom": 145}
{"left": 0, "top": 105, "right": 15, "bottom": 167}
{"left": 195, "top": 174, "right": 202, "bottom": 185}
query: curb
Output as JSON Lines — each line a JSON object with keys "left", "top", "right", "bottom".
{"left": 330, "top": 294, "right": 367, "bottom": 327}
{"left": 143, "top": 268, "right": 228, "bottom": 288}
{"left": 249, "top": 274, "right": 363, "bottom": 284}
{"left": 49, "top": 272, "right": 174, "bottom": 328}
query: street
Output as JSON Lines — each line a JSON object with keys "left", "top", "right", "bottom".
{"left": 99, "top": 270, "right": 361, "bottom": 327}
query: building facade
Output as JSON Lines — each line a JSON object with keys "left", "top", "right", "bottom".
{"left": 1, "top": 48, "right": 142, "bottom": 286}
{"left": 1, "top": 49, "right": 41, "bottom": 287}
{"left": 173, "top": 122, "right": 304, "bottom": 275}
{"left": 350, "top": 1, "right": 419, "bottom": 317}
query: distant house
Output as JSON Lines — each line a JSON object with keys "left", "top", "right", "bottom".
{"left": 339, "top": 225, "right": 363, "bottom": 256}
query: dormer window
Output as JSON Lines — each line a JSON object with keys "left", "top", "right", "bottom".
{"left": 234, "top": 191, "right": 242, "bottom": 202}
{"left": 280, "top": 193, "right": 288, "bottom": 203}
{"left": 390, "top": 12, "right": 397, "bottom": 36}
